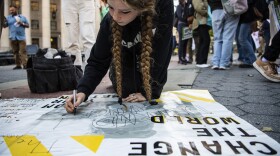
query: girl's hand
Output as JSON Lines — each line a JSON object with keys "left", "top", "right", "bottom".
{"left": 123, "top": 93, "right": 146, "bottom": 102}
{"left": 65, "top": 92, "right": 86, "bottom": 113}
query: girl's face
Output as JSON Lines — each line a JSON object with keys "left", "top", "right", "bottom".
{"left": 107, "top": 0, "right": 141, "bottom": 26}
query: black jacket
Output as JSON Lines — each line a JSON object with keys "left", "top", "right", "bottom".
{"left": 175, "top": 0, "right": 194, "bottom": 25}
{"left": 77, "top": 0, "right": 174, "bottom": 100}
{"left": 208, "top": 0, "right": 223, "bottom": 12}
{"left": 239, "top": 0, "right": 257, "bottom": 23}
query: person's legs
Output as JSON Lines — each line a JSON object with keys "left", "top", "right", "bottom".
{"left": 19, "top": 40, "right": 27, "bottom": 68}
{"left": 177, "top": 23, "right": 187, "bottom": 64}
{"left": 237, "top": 23, "right": 256, "bottom": 66}
{"left": 262, "top": 20, "right": 270, "bottom": 53}
{"left": 196, "top": 25, "right": 210, "bottom": 65}
{"left": 220, "top": 14, "right": 239, "bottom": 68}
{"left": 172, "top": 36, "right": 176, "bottom": 53}
{"left": 236, "top": 23, "right": 245, "bottom": 63}
{"left": 62, "top": 0, "right": 82, "bottom": 66}
{"left": 10, "top": 40, "right": 21, "bottom": 68}
{"left": 263, "top": 30, "right": 280, "bottom": 61}
{"left": 193, "top": 32, "right": 199, "bottom": 56}
{"left": 186, "top": 38, "right": 193, "bottom": 63}
{"left": 79, "top": 0, "right": 95, "bottom": 62}
{"left": 211, "top": 9, "right": 224, "bottom": 67}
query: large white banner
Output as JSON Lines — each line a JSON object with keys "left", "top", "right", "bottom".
{"left": 0, "top": 90, "right": 279, "bottom": 156}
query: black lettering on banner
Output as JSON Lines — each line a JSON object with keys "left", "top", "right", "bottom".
{"left": 213, "top": 127, "right": 234, "bottom": 136}
{"left": 193, "top": 128, "right": 213, "bottom": 136}
{"left": 129, "top": 142, "right": 147, "bottom": 156}
{"left": 151, "top": 116, "right": 165, "bottom": 123}
{"left": 41, "top": 104, "right": 63, "bottom": 109}
{"left": 51, "top": 99, "right": 64, "bottom": 104}
{"left": 186, "top": 117, "right": 202, "bottom": 124}
{"left": 250, "top": 141, "right": 277, "bottom": 155}
{"left": 54, "top": 104, "right": 64, "bottom": 108}
{"left": 237, "top": 128, "right": 256, "bottom": 137}
{"left": 203, "top": 117, "right": 219, "bottom": 125}
{"left": 154, "top": 141, "right": 173, "bottom": 155}
{"left": 202, "top": 141, "right": 222, "bottom": 154}
{"left": 41, "top": 104, "right": 55, "bottom": 108}
{"left": 178, "top": 142, "right": 200, "bottom": 155}
{"left": 220, "top": 117, "right": 240, "bottom": 124}
{"left": 226, "top": 141, "right": 252, "bottom": 154}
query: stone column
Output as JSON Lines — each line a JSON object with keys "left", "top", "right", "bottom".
{"left": 60, "top": 0, "right": 66, "bottom": 50}
{"left": 21, "top": 0, "right": 31, "bottom": 45}
{"left": 42, "top": 0, "right": 50, "bottom": 48}
{"left": 0, "top": 0, "right": 10, "bottom": 51}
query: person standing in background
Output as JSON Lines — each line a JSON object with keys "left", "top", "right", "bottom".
{"left": 174, "top": 0, "right": 194, "bottom": 65}
{"left": 208, "top": 0, "right": 240, "bottom": 70}
{"left": 185, "top": 0, "right": 195, "bottom": 64}
{"left": 62, "top": 0, "right": 96, "bottom": 68}
{"left": 3, "top": 5, "right": 29, "bottom": 70}
{"left": 192, "top": 0, "right": 211, "bottom": 68}
{"left": 0, "top": 0, "right": 4, "bottom": 38}
{"left": 235, "top": 0, "right": 258, "bottom": 68}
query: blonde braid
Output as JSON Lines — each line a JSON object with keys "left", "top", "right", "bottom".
{"left": 140, "top": 13, "right": 154, "bottom": 101}
{"left": 111, "top": 20, "right": 123, "bottom": 98}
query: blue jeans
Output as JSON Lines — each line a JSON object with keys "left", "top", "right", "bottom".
{"left": 211, "top": 9, "right": 239, "bottom": 67}
{"left": 236, "top": 22, "right": 257, "bottom": 65}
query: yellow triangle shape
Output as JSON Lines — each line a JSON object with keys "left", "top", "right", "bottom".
{"left": 4, "top": 135, "right": 51, "bottom": 156}
{"left": 71, "top": 135, "right": 104, "bottom": 153}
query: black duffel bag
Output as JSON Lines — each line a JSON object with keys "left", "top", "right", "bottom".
{"left": 26, "top": 55, "right": 83, "bottom": 93}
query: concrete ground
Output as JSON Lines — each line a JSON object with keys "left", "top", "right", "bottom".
{"left": 0, "top": 54, "right": 279, "bottom": 143}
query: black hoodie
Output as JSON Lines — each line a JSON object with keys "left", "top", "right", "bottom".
{"left": 77, "top": 0, "right": 174, "bottom": 100}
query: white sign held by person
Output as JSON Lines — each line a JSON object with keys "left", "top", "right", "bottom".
{"left": 182, "top": 27, "right": 193, "bottom": 40}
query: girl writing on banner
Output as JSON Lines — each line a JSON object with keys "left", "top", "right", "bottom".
{"left": 65, "top": 0, "right": 174, "bottom": 113}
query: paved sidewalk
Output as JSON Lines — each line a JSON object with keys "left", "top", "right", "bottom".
{"left": 0, "top": 55, "right": 279, "bottom": 143}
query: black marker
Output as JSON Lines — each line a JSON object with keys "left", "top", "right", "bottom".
{"left": 118, "top": 97, "right": 128, "bottom": 112}
{"left": 73, "top": 90, "right": 77, "bottom": 115}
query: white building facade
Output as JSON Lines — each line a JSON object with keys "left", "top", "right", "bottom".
{"left": 0, "top": 0, "right": 101, "bottom": 52}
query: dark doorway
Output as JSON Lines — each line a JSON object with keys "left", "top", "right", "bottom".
{"left": 51, "top": 37, "right": 58, "bottom": 49}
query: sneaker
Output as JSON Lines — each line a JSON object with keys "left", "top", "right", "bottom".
{"left": 196, "top": 64, "right": 210, "bottom": 68}
{"left": 13, "top": 66, "right": 22, "bottom": 70}
{"left": 253, "top": 59, "right": 280, "bottom": 82}
{"left": 211, "top": 65, "right": 219, "bottom": 70}
{"left": 219, "top": 66, "right": 230, "bottom": 70}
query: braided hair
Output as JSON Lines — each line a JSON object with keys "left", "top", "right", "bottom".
{"left": 110, "top": 0, "right": 156, "bottom": 101}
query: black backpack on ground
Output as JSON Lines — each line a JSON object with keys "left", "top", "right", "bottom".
{"left": 26, "top": 48, "right": 83, "bottom": 93}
